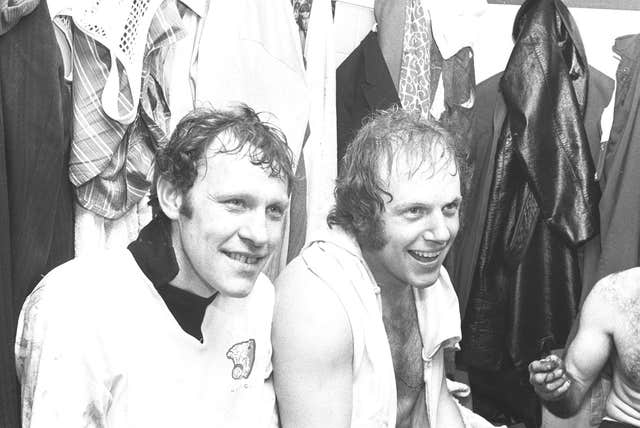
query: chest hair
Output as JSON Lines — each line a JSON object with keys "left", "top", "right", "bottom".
{"left": 382, "top": 288, "right": 425, "bottom": 424}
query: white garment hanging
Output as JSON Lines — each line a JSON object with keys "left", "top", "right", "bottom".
{"left": 166, "top": 0, "right": 209, "bottom": 131}
{"left": 302, "top": 0, "right": 337, "bottom": 243}
{"left": 195, "top": 0, "right": 309, "bottom": 165}
{"left": 422, "top": 0, "right": 487, "bottom": 60}
{"left": 49, "top": 0, "right": 167, "bottom": 124}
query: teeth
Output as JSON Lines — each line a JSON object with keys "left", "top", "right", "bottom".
{"left": 227, "top": 252, "right": 259, "bottom": 265}
{"left": 411, "top": 250, "right": 439, "bottom": 258}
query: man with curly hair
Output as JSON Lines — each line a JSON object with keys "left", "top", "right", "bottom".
{"left": 272, "top": 108, "right": 495, "bottom": 428}
{"left": 15, "top": 105, "right": 293, "bottom": 427}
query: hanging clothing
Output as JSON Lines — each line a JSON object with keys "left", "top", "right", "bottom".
{"left": 300, "top": 0, "right": 337, "bottom": 243}
{"left": 0, "top": 0, "right": 74, "bottom": 425}
{"left": 424, "top": 0, "right": 486, "bottom": 60}
{"left": 461, "top": 0, "right": 600, "bottom": 373}
{"left": 166, "top": 0, "right": 209, "bottom": 132}
{"left": 74, "top": 197, "right": 151, "bottom": 256}
{"left": 375, "top": 0, "right": 406, "bottom": 90}
{"left": 0, "top": 0, "right": 38, "bottom": 35}
{"left": 449, "top": 66, "right": 613, "bottom": 324}
{"left": 61, "top": 0, "right": 184, "bottom": 219}
{"left": 336, "top": 0, "right": 476, "bottom": 167}
{"left": 336, "top": 30, "right": 400, "bottom": 163}
{"left": 333, "top": 0, "right": 376, "bottom": 67}
{"left": 398, "top": 0, "right": 440, "bottom": 116}
{"left": 398, "top": 0, "right": 476, "bottom": 158}
{"left": 195, "top": 0, "right": 308, "bottom": 166}
{"left": 581, "top": 34, "right": 640, "bottom": 301}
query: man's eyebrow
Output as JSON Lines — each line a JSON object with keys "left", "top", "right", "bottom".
{"left": 391, "top": 201, "right": 429, "bottom": 212}
{"left": 392, "top": 196, "right": 462, "bottom": 211}
{"left": 207, "top": 191, "right": 255, "bottom": 201}
{"left": 207, "top": 192, "right": 290, "bottom": 208}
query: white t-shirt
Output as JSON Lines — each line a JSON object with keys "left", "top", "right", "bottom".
{"left": 15, "top": 250, "right": 277, "bottom": 428}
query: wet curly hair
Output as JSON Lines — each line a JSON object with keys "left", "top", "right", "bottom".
{"left": 152, "top": 104, "right": 295, "bottom": 218}
{"left": 327, "top": 107, "right": 467, "bottom": 250}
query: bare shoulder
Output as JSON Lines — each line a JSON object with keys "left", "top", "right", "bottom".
{"left": 273, "top": 256, "right": 355, "bottom": 427}
{"left": 589, "top": 268, "right": 640, "bottom": 312}
{"left": 273, "top": 256, "right": 353, "bottom": 362}
{"left": 582, "top": 268, "right": 640, "bottom": 334}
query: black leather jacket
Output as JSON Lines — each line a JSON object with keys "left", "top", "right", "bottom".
{"left": 461, "top": 0, "right": 600, "bottom": 371}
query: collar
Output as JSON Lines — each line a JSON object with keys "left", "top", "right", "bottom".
{"left": 362, "top": 31, "right": 393, "bottom": 87}
{"left": 319, "top": 226, "right": 367, "bottom": 261}
{"left": 127, "top": 216, "right": 179, "bottom": 286}
{"left": 179, "top": 0, "right": 208, "bottom": 17}
{"left": 613, "top": 33, "right": 640, "bottom": 64}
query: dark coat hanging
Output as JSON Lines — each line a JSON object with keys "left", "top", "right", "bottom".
{"left": 461, "top": 0, "right": 601, "bottom": 372}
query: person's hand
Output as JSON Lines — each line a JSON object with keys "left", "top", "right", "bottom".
{"left": 528, "top": 354, "right": 571, "bottom": 401}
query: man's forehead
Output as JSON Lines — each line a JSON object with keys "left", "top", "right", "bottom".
{"left": 378, "top": 142, "right": 457, "bottom": 183}
{"left": 197, "top": 131, "right": 289, "bottom": 188}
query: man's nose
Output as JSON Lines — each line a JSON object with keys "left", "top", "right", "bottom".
{"left": 422, "top": 212, "right": 451, "bottom": 243}
{"left": 239, "top": 210, "right": 269, "bottom": 247}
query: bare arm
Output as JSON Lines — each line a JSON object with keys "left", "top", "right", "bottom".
{"left": 436, "top": 358, "right": 465, "bottom": 427}
{"left": 529, "top": 278, "right": 614, "bottom": 418}
{"left": 272, "top": 258, "right": 353, "bottom": 428}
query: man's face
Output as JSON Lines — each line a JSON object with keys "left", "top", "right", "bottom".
{"left": 364, "top": 153, "right": 461, "bottom": 291}
{"left": 172, "top": 138, "right": 289, "bottom": 298}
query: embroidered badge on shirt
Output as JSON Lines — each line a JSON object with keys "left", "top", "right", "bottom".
{"left": 226, "top": 339, "right": 256, "bottom": 380}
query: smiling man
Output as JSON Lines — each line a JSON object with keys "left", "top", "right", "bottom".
{"left": 273, "top": 108, "right": 491, "bottom": 428}
{"left": 15, "top": 105, "right": 293, "bottom": 427}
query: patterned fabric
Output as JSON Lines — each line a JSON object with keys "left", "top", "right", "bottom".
{"left": 398, "top": 0, "right": 476, "bottom": 144}
{"left": 292, "top": 0, "right": 312, "bottom": 52}
{"left": 398, "top": 0, "right": 441, "bottom": 118}
{"left": 68, "top": 0, "right": 184, "bottom": 219}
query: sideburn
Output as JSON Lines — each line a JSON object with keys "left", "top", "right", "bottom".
{"left": 357, "top": 217, "right": 388, "bottom": 251}
{"left": 179, "top": 194, "right": 194, "bottom": 219}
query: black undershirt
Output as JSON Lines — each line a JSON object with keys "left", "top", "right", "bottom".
{"left": 128, "top": 217, "right": 216, "bottom": 342}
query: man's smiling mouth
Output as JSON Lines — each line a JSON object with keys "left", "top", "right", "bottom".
{"left": 223, "top": 251, "right": 263, "bottom": 265}
{"left": 408, "top": 249, "right": 441, "bottom": 263}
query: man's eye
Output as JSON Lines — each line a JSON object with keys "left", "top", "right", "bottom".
{"left": 404, "top": 207, "right": 424, "bottom": 218}
{"left": 443, "top": 202, "right": 459, "bottom": 216}
{"left": 267, "top": 205, "right": 285, "bottom": 219}
{"left": 225, "top": 199, "right": 246, "bottom": 209}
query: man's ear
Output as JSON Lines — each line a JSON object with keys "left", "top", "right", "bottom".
{"left": 156, "top": 176, "right": 183, "bottom": 221}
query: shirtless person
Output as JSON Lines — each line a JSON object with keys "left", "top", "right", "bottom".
{"left": 529, "top": 268, "right": 640, "bottom": 428}
{"left": 273, "top": 108, "right": 495, "bottom": 427}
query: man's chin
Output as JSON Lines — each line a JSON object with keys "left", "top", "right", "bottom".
{"left": 223, "top": 286, "right": 254, "bottom": 299}
{"left": 219, "top": 276, "right": 260, "bottom": 299}
{"left": 408, "top": 273, "right": 440, "bottom": 289}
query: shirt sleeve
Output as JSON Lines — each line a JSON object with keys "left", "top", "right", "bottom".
{"left": 15, "top": 279, "right": 113, "bottom": 428}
